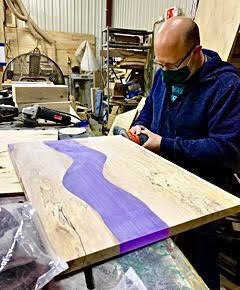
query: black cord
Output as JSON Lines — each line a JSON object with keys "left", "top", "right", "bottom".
{"left": 55, "top": 110, "right": 83, "bottom": 122}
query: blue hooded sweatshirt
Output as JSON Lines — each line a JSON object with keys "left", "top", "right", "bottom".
{"left": 134, "top": 49, "right": 240, "bottom": 194}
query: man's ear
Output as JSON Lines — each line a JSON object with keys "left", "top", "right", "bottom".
{"left": 193, "top": 45, "right": 202, "bottom": 54}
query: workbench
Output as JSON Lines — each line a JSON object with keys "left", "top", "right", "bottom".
{"left": 0, "top": 122, "right": 93, "bottom": 196}
{"left": 0, "top": 124, "right": 238, "bottom": 290}
{"left": 0, "top": 124, "right": 210, "bottom": 289}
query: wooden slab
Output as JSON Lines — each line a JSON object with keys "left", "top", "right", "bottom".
{"left": 0, "top": 129, "right": 57, "bottom": 195}
{"left": 12, "top": 84, "right": 68, "bottom": 109}
{"left": 9, "top": 136, "right": 240, "bottom": 271}
{"left": 195, "top": 0, "right": 240, "bottom": 61}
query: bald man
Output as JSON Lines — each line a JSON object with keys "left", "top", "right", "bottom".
{"left": 131, "top": 17, "right": 240, "bottom": 289}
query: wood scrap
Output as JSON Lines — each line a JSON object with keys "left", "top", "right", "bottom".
{"left": 12, "top": 84, "right": 68, "bottom": 110}
{"left": 107, "top": 105, "right": 119, "bottom": 130}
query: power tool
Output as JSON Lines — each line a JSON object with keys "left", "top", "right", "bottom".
{"left": 22, "top": 105, "right": 72, "bottom": 127}
{"left": 0, "top": 105, "right": 18, "bottom": 122}
{"left": 113, "top": 126, "right": 148, "bottom": 145}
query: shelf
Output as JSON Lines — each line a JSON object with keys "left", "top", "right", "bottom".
{"left": 100, "top": 49, "right": 147, "bottom": 58}
{"left": 102, "top": 27, "right": 152, "bottom": 36}
{"left": 101, "top": 27, "right": 154, "bottom": 123}
{"left": 102, "top": 43, "right": 151, "bottom": 50}
{"left": 103, "top": 99, "right": 139, "bottom": 107}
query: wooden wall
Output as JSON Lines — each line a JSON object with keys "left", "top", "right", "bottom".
{"left": 4, "top": 27, "right": 96, "bottom": 75}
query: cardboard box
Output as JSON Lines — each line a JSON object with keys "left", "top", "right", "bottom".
{"left": 105, "top": 82, "right": 125, "bottom": 97}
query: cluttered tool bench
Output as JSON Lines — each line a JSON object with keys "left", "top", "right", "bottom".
{"left": 0, "top": 126, "right": 209, "bottom": 290}
{"left": 0, "top": 77, "right": 240, "bottom": 289}
{"left": 1, "top": 0, "right": 240, "bottom": 289}
{"left": 0, "top": 79, "right": 239, "bottom": 290}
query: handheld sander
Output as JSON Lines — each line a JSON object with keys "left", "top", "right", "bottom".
{"left": 113, "top": 126, "right": 148, "bottom": 145}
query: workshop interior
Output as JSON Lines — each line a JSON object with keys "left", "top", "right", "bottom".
{"left": 0, "top": 0, "right": 240, "bottom": 289}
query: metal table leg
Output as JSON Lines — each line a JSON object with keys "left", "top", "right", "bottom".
{"left": 84, "top": 267, "right": 95, "bottom": 290}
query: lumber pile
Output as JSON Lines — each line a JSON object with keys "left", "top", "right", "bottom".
{"left": 12, "top": 84, "right": 68, "bottom": 111}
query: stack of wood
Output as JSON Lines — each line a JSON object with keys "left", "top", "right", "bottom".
{"left": 70, "top": 95, "right": 89, "bottom": 121}
{"left": 12, "top": 83, "right": 69, "bottom": 112}
{"left": 119, "top": 54, "right": 147, "bottom": 69}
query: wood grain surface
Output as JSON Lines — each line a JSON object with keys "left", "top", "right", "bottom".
{"left": 0, "top": 129, "right": 57, "bottom": 195}
{"left": 12, "top": 84, "right": 68, "bottom": 108}
{"left": 195, "top": 0, "right": 240, "bottom": 61}
{"left": 9, "top": 136, "right": 240, "bottom": 271}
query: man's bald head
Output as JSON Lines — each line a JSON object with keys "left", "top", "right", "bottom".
{"left": 154, "top": 17, "right": 200, "bottom": 64}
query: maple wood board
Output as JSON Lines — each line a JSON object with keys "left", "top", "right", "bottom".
{"left": 12, "top": 84, "right": 68, "bottom": 109}
{"left": 195, "top": 0, "right": 240, "bottom": 61}
{"left": 9, "top": 136, "right": 240, "bottom": 271}
{"left": 0, "top": 129, "right": 57, "bottom": 195}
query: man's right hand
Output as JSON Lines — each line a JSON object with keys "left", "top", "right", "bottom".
{"left": 129, "top": 125, "right": 146, "bottom": 135}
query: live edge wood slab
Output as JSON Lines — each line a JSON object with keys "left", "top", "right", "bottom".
{"left": 0, "top": 129, "right": 57, "bottom": 195}
{"left": 8, "top": 136, "right": 240, "bottom": 271}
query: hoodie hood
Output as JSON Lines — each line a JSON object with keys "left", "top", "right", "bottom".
{"left": 196, "top": 49, "right": 240, "bottom": 82}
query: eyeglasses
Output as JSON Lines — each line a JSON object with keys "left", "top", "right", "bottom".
{"left": 154, "top": 46, "right": 195, "bottom": 70}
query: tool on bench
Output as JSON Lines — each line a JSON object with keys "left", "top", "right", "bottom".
{"left": 22, "top": 105, "right": 77, "bottom": 127}
{"left": 113, "top": 126, "right": 148, "bottom": 145}
{"left": 0, "top": 105, "right": 18, "bottom": 122}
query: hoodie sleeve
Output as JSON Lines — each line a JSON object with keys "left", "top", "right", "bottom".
{"left": 160, "top": 82, "right": 240, "bottom": 172}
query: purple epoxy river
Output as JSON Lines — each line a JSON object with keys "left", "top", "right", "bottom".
{"left": 45, "top": 139, "right": 169, "bottom": 253}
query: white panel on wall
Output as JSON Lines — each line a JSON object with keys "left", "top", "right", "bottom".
{"left": 18, "top": 0, "right": 195, "bottom": 56}
{"left": 113, "top": 0, "right": 195, "bottom": 30}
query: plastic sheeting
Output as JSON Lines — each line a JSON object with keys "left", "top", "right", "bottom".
{"left": 0, "top": 202, "right": 68, "bottom": 290}
{"left": 80, "top": 41, "right": 99, "bottom": 72}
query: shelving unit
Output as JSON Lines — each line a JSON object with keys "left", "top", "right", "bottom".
{"left": 101, "top": 27, "right": 154, "bottom": 124}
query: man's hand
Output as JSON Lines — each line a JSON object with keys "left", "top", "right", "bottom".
{"left": 141, "top": 128, "right": 162, "bottom": 154}
{"left": 129, "top": 125, "right": 145, "bottom": 135}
